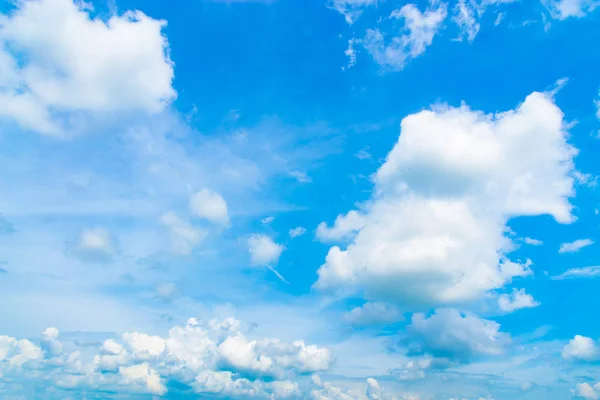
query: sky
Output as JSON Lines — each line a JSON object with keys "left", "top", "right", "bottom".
{"left": 0, "top": 0, "right": 599, "bottom": 399}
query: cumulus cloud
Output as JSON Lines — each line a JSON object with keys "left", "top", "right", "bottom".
{"left": 559, "top": 238, "right": 594, "bottom": 253}
{"left": 160, "top": 211, "right": 207, "bottom": 255}
{"left": 543, "top": 0, "right": 599, "bottom": 20}
{"left": 364, "top": 2, "right": 447, "bottom": 71}
{"left": 247, "top": 234, "right": 284, "bottom": 266}
{"left": 189, "top": 189, "right": 230, "bottom": 226}
{"left": 405, "top": 309, "right": 511, "bottom": 364}
{"left": 0, "top": 317, "right": 332, "bottom": 398}
{"left": 314, "top": 90, "right": 578, "bottom": 309}
{"left": 344, "top": 302, "right": 403, "bottom": 326}
{"left": 562, "top": 335, "right": 600, "bottom": 361}
{"left": 0, "top": 0, "right": 176, "bottom": 135}
{"left": 577, "top": 382, "right": 600, "bottom": 399}
{"left": 497, "top": 288, "right": 540, "bottom": 313}
{"left": 316, "top": 210, "right": 366, "bottom": 242}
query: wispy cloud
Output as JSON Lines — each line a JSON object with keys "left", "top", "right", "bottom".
{"left": 559, "top": 239, "right": 594, "bottom": 253}
{"left": 552, "top": 266, "right": 600, "bottom": 280}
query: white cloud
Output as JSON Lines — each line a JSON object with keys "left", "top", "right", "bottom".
{"left": 329, "top": 0, "right": 377, "bottom": 24}
{"left": 0, "top": 316, "right": 332, "bottom": 398}
{"left": 189, "top": 189, "right": 230, "bottom": 226}
{"left": 119, "top": 363, "right": 166, "bottom": 395}
{"left": 160, "top": 211, "right": 207, "bottom": 255}
{"left": 562, "top": 335, "right": 600, "bottom": 361}
{"left": 543, "top": 0, "right": 599, "bottom": 20}
{"left": 577, "top": 382, "right": 600, "bottom": 399}
{"left": 316, "top": 210, "right": 366, "bottom": 242}
{"left": 497, "top": 288, "right": 540, "bottom": 313}
{"left": 344, "top": 39, "right": 358, "bottom": 69}
{"left": 0, "top": 0, "right": 175, "bottom": 135}
{"left": 0, "top": 336, "right": 43, "bottom": 368}
{"left": 523, "top": 237, "right": 543, "bottom": 246}
{"left": 289, "top": 227, "right": 307, "bottom": 238}
{"left": 559, "top": 238, "right": 594, "bottom": 253}
{"left": 363, "top": 2, "right": 447, "bottom": 71}
{"left": 314, "top": 91, "right": 577, "bottom": 308}
{"left": 552, "top": 266, "right": 600, "bottom": 280}
{"left": 452, "top": 0, "right": 517, "bottom": 41}
{"left": 289, "top": 170, "right": 312, "bottom": 183}
{"left": 343, "top": 302, "right": 402, "bottom": 326}
{"left": 72, "top": 228, "right": 114, "bottom": 262}
{"left": 453, "top": 0, "right": 480, "bottom": 42}
{"left": 261, "top": 216, "right": 276, "bottom": 225}
{"left": 247, "top": 234, "right": 284, "bottom": 266}
{"left": 406, "top": 309, "right": 511, "bottom": 363}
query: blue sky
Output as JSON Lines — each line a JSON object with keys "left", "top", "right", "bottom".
{"left": 0, "top": 0, "right": 599, "bottom": 399}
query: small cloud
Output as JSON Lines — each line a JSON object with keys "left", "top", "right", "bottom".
{"left": 523, "top": 237, "right": 543, "bottom": 246}
{"left": 189, "top": 189, "right": 230, "bottom": 226}
{"left": 247, "top": 234, "right": 283, "bottom": 266}
{"left": 355, "top": 148, "right": 372, "bottom": 160}
{"left": 498, "top": 289, "right": 540, "bottom": 313}
{"left": 70, "top": 228, "right": 115, "bottom": 262}
{"left": 261, "top": 216, "right": 275, "bottom": 225}
{"left": 559, "top": 239, "right": 594, "bottom": 253}
{"left": 289, "top": 227, "right": 306, "bottom": 238}
{"left": 289, "top": 170, "right": 312, "bottom": 184}
{"left": 344, "top": 302, "right": 402, "bottom": 326}
{"left": 247, "top": 234, "right": 287, "bottom": 283}
{"left": 160, "top": 211, "right": 207, "bottom": 255}
{"left": 552, "top": 266, "right": 600, "bottom": 280}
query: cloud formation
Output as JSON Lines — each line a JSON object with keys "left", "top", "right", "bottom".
{"left": 315, "top": 91, "right": 577, "bottom": 309}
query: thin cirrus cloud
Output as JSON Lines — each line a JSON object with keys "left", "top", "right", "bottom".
{"left": 558, "top": 238, "right": 594, "bottom": 253}
{"left": 551, "top": 266, "right": 600, "bottom": 280}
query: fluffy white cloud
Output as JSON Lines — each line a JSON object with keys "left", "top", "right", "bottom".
{"left": 289, "top": 227, "right": 307, "bottom": 238}
{"left": 559, "top": 238, "right": 594, "bottom": 253}
{"left": 344, "top": 302, "right": 402, "bottom": 326}
{"left": 71, "top": 228, "right": 114, "bottom": 262}
{"left": 543, "top": 0, "right": 599, "bottom": 20}
{"left": 316, "top": 210, "right": 366, "bottom": 242}
{"left": 0, "top": 316, "right": 332, "bottom": 398}
{"left": 247, "top": 234, "right": 284, "bottom": 265}
{"left": 552, "top": 266, "right": 600, "bottom": 280}
{"left": 0, "top": 336, "right": 43, "bottom": 368}
{"left": 562, "top": 335, "right": 600, "bottom": 361}
{"left": 0, "top": 0, "right": 176, "bottom": 135}
{"left": 314, "top": 91, "right": 577, "bottom": 308}
{"left": 119, "top": 363, "right": 166, "bottom": 395}
{"left": 364, "top": 2, "right": 447, "bottom": 71}
{"left": 217, "top": 334, "right": 332, "bottom": 378}
{"left": 160, "top": 211, "right": 207, "bottom": 255}
{"left": 577, "top": 382, "right": 600, "bottom": 399}
{"left": 406, "top": 309, "right": 511, "bottom": 363}
{"left": 189, "top": 189, "right": 230, "bottom": 226}
{"left": 497, "top": 288, "right": 540, "bottom": 313}
{"left": 329, "top": 0, "right": 377, "bottom": 24}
